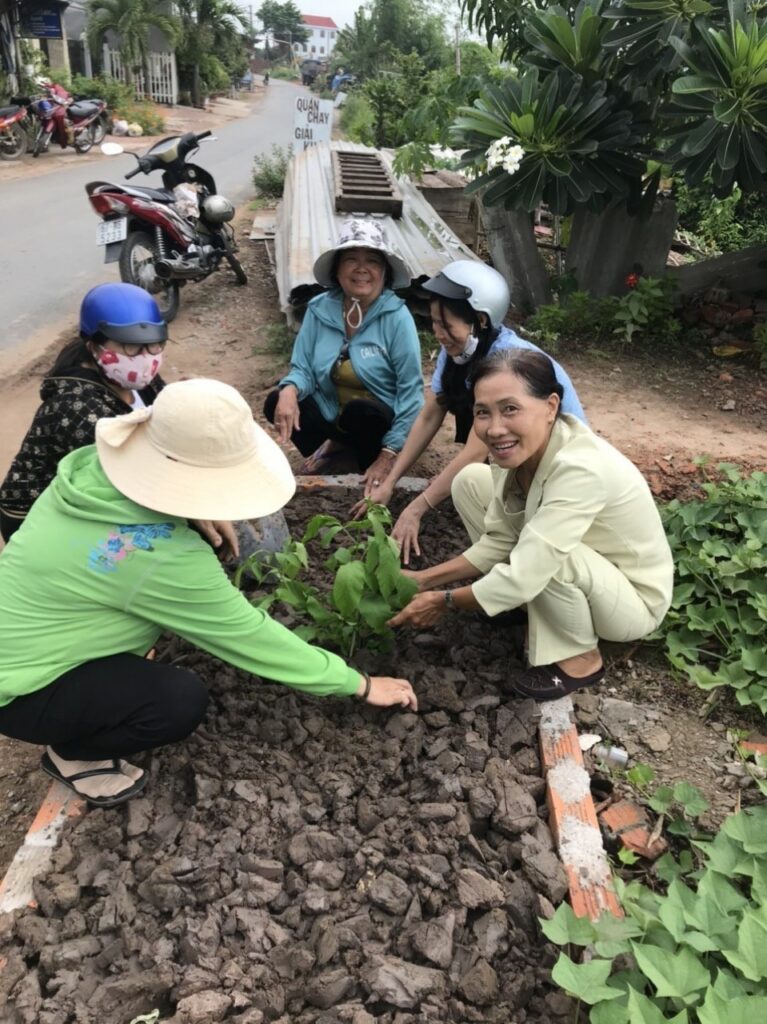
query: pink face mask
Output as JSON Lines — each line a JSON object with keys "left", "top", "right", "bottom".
{"left": 96, "top": 346, "right": 163, "bottom": 390}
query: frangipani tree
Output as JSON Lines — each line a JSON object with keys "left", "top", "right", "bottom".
{"left": 449, "top": 0, "right": 767, "bottom": 300}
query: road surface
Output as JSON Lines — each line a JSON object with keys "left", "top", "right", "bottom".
{"left": 0, "top": 82, "right": 297, "bottom": 349}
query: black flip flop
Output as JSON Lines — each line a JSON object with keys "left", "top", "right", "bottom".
{"left": 41, "top": 751, "right": 148, "bottom": 808}
{"left": 512, "top": 663, "right": 605, "bottom": 702}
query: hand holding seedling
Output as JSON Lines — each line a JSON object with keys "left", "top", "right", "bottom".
{"left": 193, "top": 519, "right": 239, "bottom": 560}
{"left": 389, "top": 591, "right": 448, "bottom": 628}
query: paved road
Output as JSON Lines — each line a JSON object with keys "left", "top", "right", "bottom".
{"left": 0, "top": 82, "right": 298, "bottom": 349}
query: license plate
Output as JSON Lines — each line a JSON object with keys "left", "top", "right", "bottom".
{"left": 96, "top": 218, "right": 128, "bottom": 246}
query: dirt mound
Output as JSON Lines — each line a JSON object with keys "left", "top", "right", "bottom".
{"left": 0, "top": 495, "right": 573, "bottom": 1024}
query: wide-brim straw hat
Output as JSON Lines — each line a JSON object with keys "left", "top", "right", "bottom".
{"left": 96, "top": 378, "right": 296, "bottom": 521}
{"left": 313, "top": 217, "right": 411, "bottom": 291}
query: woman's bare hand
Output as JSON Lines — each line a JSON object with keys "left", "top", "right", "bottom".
{"left": 192, "top": 519, "right": 239, "bottom": 560}
{"left": 392, "top": 501, "right": 425, "bottom": 565}
{"left": 388, "top": 591, "right": 447, "bottom": 628}
{"left": 359, "top": 675, "right": 418, "bottom": 711}
{"left": 362, "top": 450, "right": 396, "bottom": 498}
{"left": 274, "top": 386, "right": 300, "bottom": 444}
{"left": 351, "top": 478, "right": 395, "bottom": 519}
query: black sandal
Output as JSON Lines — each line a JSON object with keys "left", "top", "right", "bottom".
{"left": 512, "top": 663, "right": 605, "bottom": 702}
{"left": 41, "top": 751, "right": 148, "bottom": 808}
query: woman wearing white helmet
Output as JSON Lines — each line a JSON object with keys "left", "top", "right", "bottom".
{"left": 365, "top": 260, "right": 586, "bottom": 564}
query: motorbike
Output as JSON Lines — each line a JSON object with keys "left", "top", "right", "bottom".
{"left": 0, "top": 98, "right": 28, "bottom": 160}
{"left": 28, "top": 85, "right": 108, "bottom": 157}
{"left": 86, "top": 131, "right": 248, "bottom": 322}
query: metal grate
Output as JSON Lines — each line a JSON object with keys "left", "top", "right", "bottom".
{"left": 332, "top": 150, "right": 403, "bottom": 218}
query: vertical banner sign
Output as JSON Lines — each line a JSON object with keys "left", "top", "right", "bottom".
{"left": 293, "top": 96, "right": 333, "bottom": 152}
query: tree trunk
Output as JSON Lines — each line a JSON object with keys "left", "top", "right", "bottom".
{"left": 192, "top": 63, "right": 201, "bottom": 107}
{"left": 481, "top": 204, "right": 552, "bottom": 312}
{"left": 566, "top": 197, "right": 678, "bottom": 296}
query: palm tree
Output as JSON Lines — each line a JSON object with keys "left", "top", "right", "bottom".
{"left": 175, "top": 0, "right": 248, "bottom": 107}
{"left": 87, "top": 0, "right": 181, "bottom": 87}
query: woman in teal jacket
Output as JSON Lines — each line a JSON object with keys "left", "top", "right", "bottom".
{"left": 264, "top": 218, "right": 423, "bottom": 492}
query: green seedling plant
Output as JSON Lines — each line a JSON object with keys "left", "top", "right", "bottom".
{"left": 541, "top": 804, "right": 767, "bottom": 1023}
{"left": 656, "top": 463, "right": 767, "bottom": 714}
{"left": 237, "top": 503, "right": 417, "bottom": 660}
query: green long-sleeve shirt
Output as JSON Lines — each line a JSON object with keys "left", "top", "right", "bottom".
{"left": 0, "top": 446, "right": 360, "bottom": 707}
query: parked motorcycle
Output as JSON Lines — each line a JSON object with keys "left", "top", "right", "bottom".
{"left": 0, "top": 98, "right": 28, "bottom": 160}
{"left": 86, "top": 131, "right": 247, "bottom": 321}
{"left": 28, "top": 82, "right": 108, "bottom": 157}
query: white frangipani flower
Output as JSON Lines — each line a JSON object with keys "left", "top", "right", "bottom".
{"left": 485, "top": 136, "right": 525, "bottom": 177}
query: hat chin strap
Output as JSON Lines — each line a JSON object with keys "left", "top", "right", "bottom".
{"left": 345, "top": 297, "right": 363, "bottom": 330}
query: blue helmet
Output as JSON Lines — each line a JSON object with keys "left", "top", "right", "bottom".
{"left": 80, "top": 283, "right": 167, "bottom": 344}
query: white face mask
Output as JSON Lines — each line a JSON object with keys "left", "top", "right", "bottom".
{"left": 451, "top": 332, "right": 479, "bottom": 365}
{"left": 96, "top": 346, "right": 163, "bottom": 390}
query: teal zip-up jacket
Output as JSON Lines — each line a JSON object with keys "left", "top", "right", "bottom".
{"left": 279, "top": 288, "right": 424, "bottom": 452}
{"left": 0, "top": 447, "right": 361, "bottom": 707}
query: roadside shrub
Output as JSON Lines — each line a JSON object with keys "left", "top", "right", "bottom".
{"left": 252, "top": 144, "right": 293, "bottom": 198}
{"left": 675, "top": 178, "right": 767, "bottom": 254}
{"left": 657, "top": 463, "right": 767, "bottom": 715}
{"left": 118, "top": 102, "right": 165, "bottom": 136}
{"left": 70, "top": 74, "right": 133, "bottom": 111}
{"left": 340, "top": 92, "right": 375, "bottom": 146}
{"left": 270, "top": 65, "right": 299, "bottom": 80}
{"left": 198, "top": 54, "right": 230, "bottom": 96}
{"left": 542, "top": 803, "right": 767, "bottom": 1022}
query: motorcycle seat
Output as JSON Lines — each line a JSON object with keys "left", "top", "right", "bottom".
{"left": 68, "top": 100, "right": 102, "bottom": 118}
{"left": 0, "top": 105, "right": 21, "bottom": 118}
{"left": 108, "top": 184, "right": 178, "bottom": 203}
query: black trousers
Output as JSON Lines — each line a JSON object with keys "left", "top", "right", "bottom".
{"left": 263, "top": 390, "right": 394, "bottom": 471}
{"left": 0, "top": 654, "right": 209, "bottom": 761}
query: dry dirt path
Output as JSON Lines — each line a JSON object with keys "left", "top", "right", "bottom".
{"left": 0, "top": 207, "right": 765, "bottom": 875}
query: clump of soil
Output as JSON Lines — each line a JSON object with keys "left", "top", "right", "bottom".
{"left": 0, "top": 492, "right": 574, "bottom": 1024}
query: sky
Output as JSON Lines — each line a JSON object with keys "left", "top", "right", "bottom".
{"left": 235, "top": 2, "right": 364, "bottom": 31}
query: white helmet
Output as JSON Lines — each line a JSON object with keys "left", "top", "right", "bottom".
{"left": 201, "top": 195, "right": 235, "bottom": 223}
{"left": 423, "top": 260, "right": 510, "bottom": 329}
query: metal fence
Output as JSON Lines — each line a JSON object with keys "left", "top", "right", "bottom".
{"left": 103, "top": 46, "right": 178, "bottom": 105}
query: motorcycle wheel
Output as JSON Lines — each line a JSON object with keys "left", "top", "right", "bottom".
{"left": 0, "top": 123, "right": 27, "bottom": 161}
{"left": 32, "top": 129, "right": 51, "bottom": 158}
{"left": 119, "top": 231, "right": 181, "bottom": 323}
{"left": 74, "top": 123, "right": 96, "bottom": 153}
{"left": 91, "top": 115, "right": 108, "bottom": 146}
{"left": 221, "top": 233, "right": 248, "bottom": 285}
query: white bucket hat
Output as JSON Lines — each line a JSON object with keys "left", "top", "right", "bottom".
{"left": 95, "top": 379, "right": 296, "bottom": 520}
{"left": 313, "top": 217, "right": 411, "bottom": 291}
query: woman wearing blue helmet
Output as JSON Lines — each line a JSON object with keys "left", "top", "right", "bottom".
{"left": 0, "top": 283, "right": 167, "bottom": 542}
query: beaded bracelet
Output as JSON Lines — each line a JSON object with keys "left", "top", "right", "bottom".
{"left": 357, "top": 671, "right": 372, "bottom": 700}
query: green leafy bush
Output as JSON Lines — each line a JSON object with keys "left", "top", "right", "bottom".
{"left": 70, "top": 73, "right": 134, "bottom": 110}
{"left": 542, "top": 803, "right": 767, "bottom": 1022}
{"left": 252, "top": 145, "right": 293, "bottom": 198}
{"left": 119, "top": 102, "right": 165, "bottom": 136}
{"left": 658, "top": 464, "right": 767, "bottom": 715}
{"left": 525, "top": 279, "right": 680, "bottom": 348}
{"left": 675, "top": 180, "right": 767, "bottom": 254}
{"left": 340, "top": 92, "right": 375, "bottom": 145}
{"left": 753, "top": 323, "right": 767, "bottom": 370}
{"left": 237, "top": 504, "right": 417, "bottom": 659}
{"left": 270, "top": 65, "right": 299, "bottom": 80}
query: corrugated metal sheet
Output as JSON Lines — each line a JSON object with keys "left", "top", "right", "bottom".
{"left": 274, "top": 141, "right": 479, "bottom": 315}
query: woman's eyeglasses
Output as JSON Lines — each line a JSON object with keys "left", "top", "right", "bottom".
{"left": 117, "top": 341, "right": 167, "bottom": 357}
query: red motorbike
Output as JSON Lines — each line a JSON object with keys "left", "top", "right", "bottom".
{"left": 29, "top": 81, "right": 108, "bottom": 157}
{"left": 0, "top": 98, "right": 28, "bottom": 160}
{"left": 86, "top": 131, "right": 247, "bottom": 322}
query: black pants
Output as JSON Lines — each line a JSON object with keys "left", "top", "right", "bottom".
{"left": 264, "top": 390, "right": 394, "bottom": 471}
{"left": 0, "top": 654, "right": 208, "bottom": 761}
{"left": 0, "top": 509, "right": 23, "bottom": 544}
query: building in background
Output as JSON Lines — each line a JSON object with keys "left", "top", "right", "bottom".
{"left": 293, "top": 15, "right": 338, "bottom": 59}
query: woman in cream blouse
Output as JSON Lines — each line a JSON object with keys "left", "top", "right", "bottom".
{"left": 389, "top": 348, "right": 674, "bottom": 700}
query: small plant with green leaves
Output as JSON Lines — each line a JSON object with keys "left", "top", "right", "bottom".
{"left": 656, "top": 463, "right": 767, "bottom": 714}
{"left": 541, "top": 803, "right": 767, "bottom": 1023}
{"left": 612, "top": 276, "right": 679, "bottom": 346}
{"left": 237, "top": 503, "right": 417, "bottom": 660}
{"left": 252, "top": 145, "right": 293, "bottom": 199}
